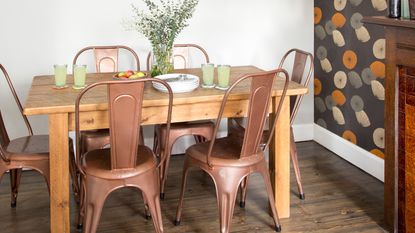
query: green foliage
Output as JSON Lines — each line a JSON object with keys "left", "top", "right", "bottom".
{"left": 130, "top": 0, "right": 199, "bottom": 48}
{"left": 127, "top": 0, "right": 198, "bottom": 75}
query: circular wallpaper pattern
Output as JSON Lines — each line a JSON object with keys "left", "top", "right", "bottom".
{"left": 314, "top": 0, "right": 386, "bottom": 158}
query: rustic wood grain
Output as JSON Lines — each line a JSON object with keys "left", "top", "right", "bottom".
{"left": 48, "top": 113, "right": 70, "bottom": 233}
{"left": 23, "top": 66, "right": 307, "bottom": 116}
{"left": 269, "top": 96, "right": 290, "bottom": 218}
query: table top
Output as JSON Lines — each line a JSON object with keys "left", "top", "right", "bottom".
{"left": 23, "top": 66, "right": 308, "bottom": 116}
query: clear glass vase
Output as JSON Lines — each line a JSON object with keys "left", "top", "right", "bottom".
{"left": 151, "top": 44, "right": 174, "bottom": 77}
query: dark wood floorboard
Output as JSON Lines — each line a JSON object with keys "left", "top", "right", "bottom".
{"left": 0, "top": 141, "right": 386, "bottom": 232}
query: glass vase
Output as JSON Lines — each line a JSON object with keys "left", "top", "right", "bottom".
{"left": 151, "top": 44, "right": 174, "bottom": 77}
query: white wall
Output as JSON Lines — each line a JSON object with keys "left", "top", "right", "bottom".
{"left": 0, "top": 0, "right": 313, "bottom": 148}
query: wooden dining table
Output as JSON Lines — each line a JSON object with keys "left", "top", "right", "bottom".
{"left": 23, "top": 65, "right": 307, "bottom": 233}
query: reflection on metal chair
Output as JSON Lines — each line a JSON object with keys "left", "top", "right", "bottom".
{"left": 74, "top": 78, "right": 173, "bottom": 233}
{"left": 71, "top": 45, "right": 143, "bottom": 202}
{"left": 146, "top": 43, "right": 210, "bottom": 70}
{"left": 175, "top": 69, "right": 290, "bottom": 233}
{"left": 229, "top": 49, "right": 314, "bottom": 201}
{"left": 0, "top": 64, "right": 76, "bottom": 208}
{"left": 149, "top": 44, "right": 215, "bottom": 199}
{"left": 73, "top": 45, "right": 140, "bottom": 72}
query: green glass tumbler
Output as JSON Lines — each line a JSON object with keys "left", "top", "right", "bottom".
{"left": 73, "top": 64, "right": 87, "bottom": 89}
{"left": 54, "top": 64, "right": 67, "bottom": 88}
{"left": 217, "top": 65, "right": 231, "bottom": 89}
{"left": 201, "top": 63, "right": 215, "bottom": 88}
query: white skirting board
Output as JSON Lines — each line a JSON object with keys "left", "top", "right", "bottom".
{"left": 313, "top": 124, "right": 384, "bottom": 182}
{"left": 292, "top": 123, "right": 314, "bottom": 142}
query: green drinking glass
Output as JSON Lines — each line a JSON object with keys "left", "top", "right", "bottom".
{"left": 201, "top": 63, "right": 215, "bottom": 88}
{"left": 217, "top": 65, "right": 231, "bottom": 90}
{"left": 53, "top": 64, "right": 67, "bottom": 88}
{"left": 73, "top": 64, "right": 87, "bottom": 89}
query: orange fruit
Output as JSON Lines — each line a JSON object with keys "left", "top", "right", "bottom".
{"left": 342, "top": 130, "right": 357, "bottom": 144}
{"left": 370, "top": 149, "right": 385, "bottom": 159}
{"left": 343, "top": 50, "right": 358, "bottom": 70}
{"left": 332, "top": 13, "right": 346, "bottom": 28}
{"left": 314, "top": 7, "right": 322, "bottom": 24}
{"left": 314, "top": 78, "right": 322, "bottom": 95}
{"left": 370, "top": 61, "right": 386, "bottom": 78}
{"left": 332, "top": 90, "right": 346, "bottom": 106}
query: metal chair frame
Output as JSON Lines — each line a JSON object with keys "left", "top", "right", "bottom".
{"left": 74, "top": 78, "right": 173, "bottom": 233}
{"left": 175, "top": 69, "right": 289, "bottom": 233}
{"left": 73, "top": 45, "right": 140, "bottom": 72}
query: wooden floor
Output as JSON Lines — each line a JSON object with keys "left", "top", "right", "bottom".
{"left": 0, "top": 141, "right": 386, "bottom": 233}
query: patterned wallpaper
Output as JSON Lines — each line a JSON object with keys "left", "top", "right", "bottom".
{"left": 314, "top": 0, "right": 387, "bottom": 158}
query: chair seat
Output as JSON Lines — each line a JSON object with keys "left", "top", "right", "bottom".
{"left": 186, "top": 137, "right": 264, "bottom": 167}
{"left": 82, "top": 145, "right": 157, "bottom": 179}
{"left": 229, "top": 118, "right": 270, "bottom": 143}
{"left": 5, "top": 135, "right": 50, "bottom": 161}
{"left": 80, "top": 129, "right": 110, "bottom": 152}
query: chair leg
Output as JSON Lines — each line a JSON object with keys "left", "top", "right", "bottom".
{"left": 10, "top": 169, "right": 22, "bottom": 208}
{"left": 212, "top": 168, "right": 242, "bottom": 233}
{"left": 139, "top": 127, "right": 145, "bottom": 145}
{"left": 290, "top": 128, "right": 304, "bottom": 200}
{"left": 69, "top": 146, "right": 80, "bottom": 203}
{"left": 77, "top": 177, "right": 86, "bottom": 230}
{"left": 153, "top": 125, "right": 161, "bottom": 157}
{"left": 83, "top": 177, "right": 109, "bottom": 233}
{"left": 159, "top": 133, "right": 177, "bottom": 200}
{"left": 239, "top": 176, "right": 249, "bottom": 208}
{"left": 258, "top": 161, "right": 282, "bottom": 232}
{"left": 141, "top": 170, "right": 164, "bottom": 233}
{"left": 31, "top": 161, "right": 51, "bottom": 194}
{"left": 175, "top": 158, "right": 191, "bottom": 225}
{"left": 142, "top": 192, "right": 151, "bottom": 219}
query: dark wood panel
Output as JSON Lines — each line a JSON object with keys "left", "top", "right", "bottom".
{"left": 363, "top": 16, "right": 415, "bottom": 29}
{"left": 0, "top": 141, "right": 385, "bottom": 232}
{"left": 365, "top": 16, "right": 415, "bottom": 232}
{"left": 407, "top": 105, "right": 415, "bottom": 136}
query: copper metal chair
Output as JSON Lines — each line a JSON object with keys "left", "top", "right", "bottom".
{"left": 71, "top": 45, "right": 142, "bottom": 201}
{"left": 74, "top": 78, "right": 173, "bottom": 233}
{"left": 175, "top": 69, "right": 289, "bottom": 233}
{"left": 0, "top": 64, "right": 75, "bottom": 208}
{"left": 229, "top": 49, "right": 314, "bottom": 202}
{"left": 149, "top": 44, "right": 215, "bottom": 199}
{"left": 146, "top": 43, "right": 210, "bottom": 71}
{"left": 73, "top": 45, "right": 140, "bottom": 73}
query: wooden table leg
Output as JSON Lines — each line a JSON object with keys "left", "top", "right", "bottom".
{"left": 49, "top": 113, "right": 70, "bottom": 233}
{"left": 269, "top": 96, "right": 290, "bottom": 218}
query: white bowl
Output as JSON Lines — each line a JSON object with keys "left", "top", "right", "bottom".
{"left": 153, "top": 73, "right": 199, "bottom": 93}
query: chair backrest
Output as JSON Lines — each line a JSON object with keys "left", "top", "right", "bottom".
{"left": 74, "top": 78, "right": 173, "bottom": 171}
{"left": 206, "top": 69, "right": 289, "bottom": 165}
{"left": 278, "top": 49, "right": 314, "bottom": 124}
{"left": 73, "top": 45, "right": 140, "bottom": 73}
{"left": 146, "top": 43, "right": 210, "bottom": 71}
{"left": 0, "top": 64, "right": 34, "bottom": 161}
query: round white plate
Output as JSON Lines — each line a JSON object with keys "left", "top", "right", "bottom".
{"left": 153, "top": 73, "right": 199, "bottom": 93}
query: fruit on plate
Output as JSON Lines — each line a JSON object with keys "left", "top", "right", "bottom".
{"left": 114, "top": 70, "right": 146, "bottom": 79}
{"left": 117, "top": 71, "right": 127, "bottom": 78}
{"left": 126, "top": 70, "right": 134, "bottom": 77}
{"left": 129, "top": 71, "right": 146, "bottom": 79}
